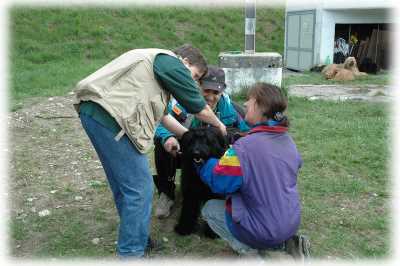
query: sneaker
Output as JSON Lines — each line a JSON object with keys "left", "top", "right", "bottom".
{"left": 285, "top": 234, "right": 311, "bottom": 261}
{"left": 259, "top": 243, "right": 293, "bottom": 261}
{"left": 238, "top": 248, "right": 264, "bottom": 260}
{"left": 260, "top": 249, "right": 294, "bottom": 261}
{"left": 155, "top": 193, "right": 174, "bottom": 219}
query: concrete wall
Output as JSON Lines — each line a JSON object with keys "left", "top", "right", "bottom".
{"left": 223, "top": 68, "right": 282, "bottom": 94}
{"left": 219, "top": 52, "right": 282, "bottom": 94}
{"left": 286, "top": 0, "right": 394, "bottom": 66}
{"left": 286, "top": 0, "right": 393, "bottom": 67}
{"left": 286, "top": 0, "right": 394, "bottom": 12}
{"left": 321, "top": 0, "right": 394, "bottom": 10}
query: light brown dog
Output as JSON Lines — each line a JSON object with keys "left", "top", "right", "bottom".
{"left": 321, "top": 64, "right": 339, "bottom": 79}
{"left": 343, "top": 57, "right": 367, "bottom": 77}
{"left": 333, "top": 68, "right": 354, "bottom": 81}
{"left": 321, "top": 57, "right": 367, "bottom": 81}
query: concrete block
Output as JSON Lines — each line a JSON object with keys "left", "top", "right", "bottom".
{"left": 218, "top": 52, "right": 283, "bottom": 94}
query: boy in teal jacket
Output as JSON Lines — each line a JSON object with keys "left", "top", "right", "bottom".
{"left": 153, "top": 67, "right": 249, "bottom": 218}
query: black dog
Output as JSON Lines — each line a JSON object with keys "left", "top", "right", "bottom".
{"left": 359, "top": 57, "right": 378, "bottom": 74}
{"left": 174, "top": 127, "right": 228, "bottom": 237}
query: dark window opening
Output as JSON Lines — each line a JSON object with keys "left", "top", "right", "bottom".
{"left": 333, "top": 23, "right": 392, "bottom": 71}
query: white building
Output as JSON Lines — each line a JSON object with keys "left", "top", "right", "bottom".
{"left": 284, "top": 0, "right": 394, "bottom": 71}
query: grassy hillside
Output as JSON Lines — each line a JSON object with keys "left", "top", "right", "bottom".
{"left": 10, "top": 6, "right": 285, "bottom": 108}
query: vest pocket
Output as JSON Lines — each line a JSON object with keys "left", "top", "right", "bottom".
{"left": 124, "top": 103, "right": 154, "bottom": 143}
{"left": 150, "top": 94, "right": 167, "bottom": 122}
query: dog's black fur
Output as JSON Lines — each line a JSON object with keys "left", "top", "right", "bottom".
{"left": 174, "top": 127, "right": 228, "bottom": 237}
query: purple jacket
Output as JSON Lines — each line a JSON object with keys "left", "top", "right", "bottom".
{"left": 230, "top": 130, "right": 303, "bottom": 248}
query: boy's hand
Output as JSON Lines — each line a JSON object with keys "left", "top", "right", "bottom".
{"left": 163, "top": 137, "right": 180, "bottom": 157}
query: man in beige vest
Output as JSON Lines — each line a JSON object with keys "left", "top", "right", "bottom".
{"left": 74, "top": 44, "right": 226, "bottom": 258}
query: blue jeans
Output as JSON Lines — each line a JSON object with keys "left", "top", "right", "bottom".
{"left": 201, "top": 199, "right": 258, "bottom": 255}
{"left": 80, "top": 114, "right": 153, "bottom": 257}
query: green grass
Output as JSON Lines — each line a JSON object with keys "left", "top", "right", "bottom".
{"left": 10, "top": 6, "right": 284, "bottom": 109}
{"left": 225, "top": 93, "right": 391, "bottom": 258}
{"left": 230, "top": 70, "right": 391, "bottom": 100}
{"left": 283, "top": 71, "right": 391, "bottom": 89}
{"left": 9, "top": 96, "right": 390, "bottom": 259}
{"left": 8, "top": 6, "right": 391, "bottom": 260}
{"left": 287, "top": 98, "right": 390, "bottom": 258}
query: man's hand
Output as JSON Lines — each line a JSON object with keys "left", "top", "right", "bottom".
{"left": 226, "top": 127, "right": 243, "bottom": 144}
{"left": 218, "top": 123, "right": 227, "bottom": 136}
{"left": 163, "top": 137, "right": 180, "bottom": 157}
{"left": 194, "top": 105, "right": 227, "bottom": 136}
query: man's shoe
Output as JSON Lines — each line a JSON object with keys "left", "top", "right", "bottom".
{"left": 155, "top": 193, "right": 174, "bottom": 219}
{"left": 146, "top": 237, "right": 164, "bottom": 252}
{"left": 144, "top": 237, "right": 164, "bottom": 257}
{"left": 285, "top": 234, "right": 311, "bottom": 261}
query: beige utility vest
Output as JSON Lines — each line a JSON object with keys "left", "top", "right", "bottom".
{"left": 73, "top": 48, "right": 176, "bottom": 154}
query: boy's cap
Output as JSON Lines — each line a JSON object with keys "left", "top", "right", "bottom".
{"left": 200, "top": 66, "right": 226, "bottom": 92}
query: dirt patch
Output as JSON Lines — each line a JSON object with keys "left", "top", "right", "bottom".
{"left": 8, "top": 94, "right": 238, "bottom": 258}
{"left": 8, "top": 94, "right": 114, "bottom": 256}
{"left": 9, "top": 94, "right": 100, "bottom": 192}
{"left": 288, "top": 85, "right": 394, "bottom": 103}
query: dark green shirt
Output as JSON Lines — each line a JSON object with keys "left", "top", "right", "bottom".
{"left": 79, "top": 101, "right": 121, "bottom": 135}
{"left": 153, "top": 54, "right": 206, "bottom": 114}
{"left": 79, "top": 53, "right": 206, "bottom": 132}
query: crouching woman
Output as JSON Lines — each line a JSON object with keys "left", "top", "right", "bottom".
{"left": 196, "top": 83, "right": 306, "bottom": 257}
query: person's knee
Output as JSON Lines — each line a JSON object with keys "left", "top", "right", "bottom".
{"left": 201, "top": 200, "right": 212, "bottom": 219}
{"left": 201, "top": 199, "right": 219, "bottom": 220}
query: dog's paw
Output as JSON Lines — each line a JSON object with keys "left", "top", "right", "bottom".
{"left": 174, "top": 224, "right": 195, "bottom": 236}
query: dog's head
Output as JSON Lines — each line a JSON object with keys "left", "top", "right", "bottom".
{"left": 180, "top": 127, "right": 228, "bottom": 163}
{"left": 344, "top": 57, "right": 356, "bottom": 69}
